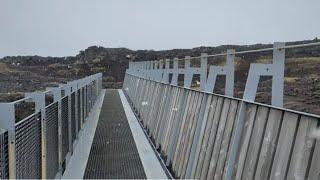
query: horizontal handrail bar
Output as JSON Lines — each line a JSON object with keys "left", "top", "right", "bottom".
{"left": 14, "top": 112, "right": 39, "bottom": 126}
{"left": 152, "top": 41, "right": 320, "bottom": 61}
{"left": 6, "top": 97, "right": 32, "bottom": 105}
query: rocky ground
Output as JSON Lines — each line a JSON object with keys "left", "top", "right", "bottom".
{"left": 0, "top": 39, "right": 319, "bottom": 115}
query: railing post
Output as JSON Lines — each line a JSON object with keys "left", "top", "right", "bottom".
{"left": 145, "top": 61, "right": 150, "bottom": 79}
{"left": 226, "top": 49, "right": 235, "bottom": 96}
{"left": 143, "top": 61, "right": 148, "bottom": 78}
{"left": 68, "top": 81, "right": 79, "bottom": 140}
{"left": 140, "top": 62, "right": 144, "bottom": 78}
{"left": 154, "top": 60, "right": 158, "bottom": 80}
{"left": 67, "top": 84, "right": 73, "bottom": 154}
{"left": 137, "top": 62, "right": 141, "bottom": 77}
{"left": 272, "top": 43, "right": 285, "bottom": 107}
{"left": 149, "top": 61, "right": 152, "bottom": 80}
{"left": 171, "top": 58, "right": 179, "bottom": 86}
{"left": 79, "top": 84, "right": 84, "bottom": 129}
{"left": 46, "top": 87, "right": 62, "bottom": 178}
{"left": 128, "top": 61, "right": 133, "bottom": 74}
{"left": 130, "top": 61, "right": 135, "bottom": 75}
{"left": 97, "top": 73, "right": 102, "bottom": 94}
{"left": 62, "top": 84, "right": 73, "bottom": 154}
{"left": 84, "top": 82, "right": 87, "bottom": 120}
{"left": 200, "top": 53, "right": 208, "bottom": 91}
{"left": 85, "top": 80, "right": 89, "bottom": 116}
{"left": 158, "top": 60, "right": 164, "bottom": 81}
{"left": 74, "top": 82, "right": 79, "bottom": 135}
{"left": 86, "top": 78, "right": 89, "bottom": 117}
{"left": 153, "top": 61, "right": 158, "bottom": 80}
{"left": 184, "top": 56, "right": 192, "bottom": 88}
{"left": 93, "top": 78, "right": 98, "bottom": 98}
{"left": 151, "top": 61, "right": 155, "bottom": 80}
{"left": 162, "top": 59, "right": 170, "bottom": 84}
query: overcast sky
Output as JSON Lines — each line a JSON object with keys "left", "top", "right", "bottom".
{"left": 0, "top": 0, "right": 319, "bottom": 57}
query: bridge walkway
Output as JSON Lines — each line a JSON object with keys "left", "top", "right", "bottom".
{"left": 84, "top": 90, "right": 146, "bottom": 178}
{"left": 83, "top": 90, "right": 167, "bottom": 179}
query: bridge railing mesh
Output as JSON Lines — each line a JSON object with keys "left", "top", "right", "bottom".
{"left": 15, "top": 112, "right": 42, "bottom": 179}
{"left": 0, "top": 130, "right": 9, "bottom": 179}
{"left": 0, "top": 73, "right": 102, "bottom": 179}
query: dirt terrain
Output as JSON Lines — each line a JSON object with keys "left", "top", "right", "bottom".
{"left": 0, "top": 39, "right": 319, "bottom": 115}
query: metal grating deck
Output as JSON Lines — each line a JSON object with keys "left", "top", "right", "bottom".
{"left": 84, "top": 90, "right": 147, "bottom": 179}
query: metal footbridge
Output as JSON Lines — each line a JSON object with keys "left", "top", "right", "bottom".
{"left": 1, "top": 42, "right": 320, "bottom": 180}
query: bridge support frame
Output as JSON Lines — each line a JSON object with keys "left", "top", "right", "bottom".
{"left": 243, "top": 42, "right": 285, "bottom": 107}
{"left": 204, "top": 50, "right": 235, "bottom": 96}
{"left": 184, "top": 54, "right": 208, "bottom": 91}
{"left": 170, "top": 58, "right": 180, "bottom": 86}
{"left": 46, "top": 86, "right": 63, "bottom": 179}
